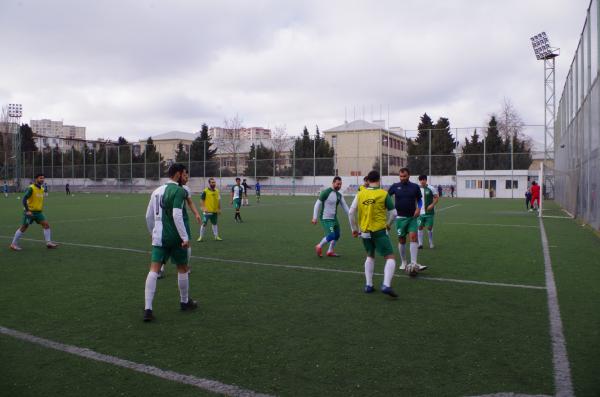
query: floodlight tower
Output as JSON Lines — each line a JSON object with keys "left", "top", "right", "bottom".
{"left": 7, "top": 104, "right": 23, "bottom": 189}
{"left": 530, "top": 32, "right": 559, "bottom": 173}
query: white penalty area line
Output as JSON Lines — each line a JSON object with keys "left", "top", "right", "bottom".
{"left": 0, "top": 326, "right": 274, "bottom": 397}
{"left": 1, "top": 236, "right": 545, "bottom": 291}
{"left": 538, "top": 217, "right": 574, "bottom": 396}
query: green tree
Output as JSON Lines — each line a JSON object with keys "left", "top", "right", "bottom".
{"left": 143, "top": 137, "right": 164, "bottom": 180}
{"left": 175, "top": 141, "right": 188, "bottom": 164}
{"left": 483, "top": 116, "right": 506, "bottom": 170}
{"left": 190, "top": 124, "right": 218, "bottom": 177}
{"left": 430, "top": 117, "right": 456, "bottom": 175}
{"left": 246, "top": 143, "right": 274, "bottom": 177}
{"left": 458, "top": 129, "right": 484, "bottom": 170}
{"left": 407, "top": 113, "right": 434, "bottom": 175}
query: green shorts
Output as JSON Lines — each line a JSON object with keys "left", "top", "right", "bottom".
{"left": 395, "top": 217, "right": 418, "bottom": 237}
{"left": 22, "top": 211, "right": 46, "bottom": 225}
{"left": 151, "top": 245, "right": 188, "bottom": 266}
{"left": 320, "top": 219, "right": 340, "bottom": 235}
{"left": 361, "top": 229, "right": 394, "bottom": 257}
{"left": 202, "top": 213, "right": 218, "bottom": 225}
{"left": 233, "top": 198, "right": 242, "bottom": 209}
{"left": 417, "top": 214, "right": 435, "bottom": 229}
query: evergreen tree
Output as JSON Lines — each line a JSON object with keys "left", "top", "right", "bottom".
{"left": 430, "top": 117, "right": 456, "bottom": 175}
{"left": 407, "top": 113, "right": 434, "bottom": 175}
{"left": 175, "top": 141, "right": 188, "bottom": 163}
{"left": 483, "top": 116, "right": 505, "bottom": 170}
{"left": 458, "top": 129, "right": 484, "bottom": 170}
{"left": 143, "top": 137, "right": 163, "bottom": 180}
{"left": 189, "top": 123, "right": 218, "bottom": 177}
{"left": 246, "top": 143, "right": 274, "bottom": 177}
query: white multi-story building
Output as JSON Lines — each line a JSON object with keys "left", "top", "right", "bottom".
{"left": 209, "top": 126, "right": 271, "bottom": 141}
{"left": 30, "top": 119, "right": 86, "bottom": 151}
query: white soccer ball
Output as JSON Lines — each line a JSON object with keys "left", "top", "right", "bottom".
{"left": 405, "top": 263, "right": 419, "bottom": 277}
{"left": 16, "top": 196, "right": 20, "bottom": 200}
{"left": 106, "top": 194, "right": 109, "bottom": 198}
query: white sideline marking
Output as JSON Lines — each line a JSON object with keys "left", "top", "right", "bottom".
{"left": 444, "top": 222, "right": 538, "bottom": 229}
{"left": 541, "top": 215, "right": 573, "bottom": 219}
{"left": 1, "top": 236, "right": 545, "bottom": 291}
{"left": 467, "top": 393, "right": 551, "bottom": 397}
{"left": 0, "top": 326, "right": 274, "bottom": 397}
{"left": 538, "top": 217, "right": 574, "bottom": 396}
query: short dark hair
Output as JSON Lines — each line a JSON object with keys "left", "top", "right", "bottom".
{"left": 418, "top": 175, "right": 427, "bottom": 181}
{"left": 235, "top": 177, "right": 241, "bottom": 181}
{"left": 363, "top": 176, "right": 368, "bottom": 182}
{"left": 333, "top": 176, "right": 342, "bottom": 183}
{"left": 366, "top": 170, "right": 380, "bottom": 183}
{"left": 168, "top": 163, "right": 187, "bottom": 178}
{"left": 34, "top": 173, "right": 45, "bottom": 179}
{"left": 532, "top": 181, "right": 537, "bottom": 185}
{"left": 399, "top": 167, "right": 410, "bottom": 174}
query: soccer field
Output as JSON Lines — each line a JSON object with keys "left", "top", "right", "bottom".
{"left": 0, "top": 193, "right": 598, "bottom": 396}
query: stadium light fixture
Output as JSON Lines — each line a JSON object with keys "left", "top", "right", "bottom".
{"left": 530, "top": 32, "right": 559, "bottom": 60}
{"left": 7, "top": 103, "right": 22, "bottom": 118}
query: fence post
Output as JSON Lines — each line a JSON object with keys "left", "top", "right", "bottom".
{"left": 130, "top": 144, "right": 133, "bottom": 192}
{"left": 83, "top": 145, "right": 86, "bottom": 186}
{"left": 292, "top": 145, "right": 296, "bottom": 196}
{"left": 105, "top": 145, "right": 108, "bottom": 181}
{"left": 428, "top": 128, "right": 432, "bottom": 178}
{"left": 61, "top": 151, "right": 64, "bottom": 180}
{"left": 94, "top": 149, "right": 96, "bottom": 181}
{"left": 203, "top": 140, "right": 206, "bottom": 183}
{"left": 483, "top": 132, "right": 487, "bottom": 198}
{"left": 313, "top": 136, "right": 316, "bottom": 186}
{"left": 117, "top": 145, "right": 120, "bottom": 183}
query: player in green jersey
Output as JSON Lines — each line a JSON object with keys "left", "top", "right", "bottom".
{"left": 143, "top": 163, "right": 197, "bottom": 322}
{"left": 312, "top": 176, "right": 350, "bottom": 257}
{"left": 417, "top": 175, "right": 439, "bottom": 249}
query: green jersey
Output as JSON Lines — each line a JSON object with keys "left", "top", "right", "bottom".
{"left": 420, "top": 184, "right": 437, "bottom": 215}
{"left": 146, "top": 181, "right": 189, "bottom": 247}
{"left": 313, "top": 187, "right": 350, "bottom": 220}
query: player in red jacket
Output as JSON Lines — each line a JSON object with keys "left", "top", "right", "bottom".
{"left": 530, "top": 181, "right": 540, "bottom": 211}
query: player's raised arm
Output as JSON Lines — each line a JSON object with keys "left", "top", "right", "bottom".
{"left": 145, "top": 196, "right": 155, "bottom": 235}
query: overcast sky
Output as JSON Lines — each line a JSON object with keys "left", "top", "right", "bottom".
{"left": 0, "top": 0, "right": 592, "bottom": 145}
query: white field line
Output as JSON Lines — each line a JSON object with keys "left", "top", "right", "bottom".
{"left": 542, "top": 215, "right": 574, "bottom": 219}
{"left": 538, "top": 217, "right": 574, "bottom": 396}
{"left": 1, "top": 236, "right": 546, "bottom": 291}
{"left": 0, "top": 326, "right": 274, "bottom": 397}
{"left": 436, "top": 204, "right": 461, "bottom": 212}
{"left": 444, "top": 222, "right": 539, "bottom": 229}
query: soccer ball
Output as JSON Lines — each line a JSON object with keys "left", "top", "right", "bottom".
{"left": 404, "top": 263, "right": 419, "bottom": 277}
{"left": 105, "top": 194, "right": 109, "bottom": 198}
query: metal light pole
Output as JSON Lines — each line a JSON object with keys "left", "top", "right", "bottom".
{"left": 7, "top": 104, "right": 22, "bottom": 189}
{"left": 530, "top": 32, "right": 559, "bottom": 195}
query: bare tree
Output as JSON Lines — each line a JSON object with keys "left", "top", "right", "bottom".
{"left": 497, "top": 98, "right": 529, "bottom": 148}
{"left": 221, "top": 114, "right": 244, "bottom": 176}
{"left": 271, "top": 125, "right": 293, "bottom": 174}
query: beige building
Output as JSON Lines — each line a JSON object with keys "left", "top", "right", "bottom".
{"left": 324, "top": 120, "right": 408, "bottom": 176}
{"left": 30, "top": 119, "right": 86, "bottom": 151}
{"left": 141, "top": 131, "right": 197, "bottom": 162}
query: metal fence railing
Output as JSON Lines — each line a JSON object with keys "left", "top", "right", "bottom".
{"left": 553, "top": 0, "right": 600, "bottom": 230}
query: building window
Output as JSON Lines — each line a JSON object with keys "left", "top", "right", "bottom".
{"left": 505, "top": 180, "right": 518, "bottom": 189}
{"left": 332, "top": 135, "right": 337, "bottom": 147}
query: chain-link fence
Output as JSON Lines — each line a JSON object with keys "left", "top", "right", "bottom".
{"left": 553, "top": 0, "right": 600, "bottom": 230}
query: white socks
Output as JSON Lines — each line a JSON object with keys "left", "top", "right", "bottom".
{"left": 383, "top": 258, "right": 396, "bottom": 288}
{"left": 327, "top": 240, "right": 336, "bottom": 253}
{"left": 410, "top": 242, "right": 418, "bottom": 264}
{"left": 212, "top": 225, "right": 218, "bottom": 237}
{"left": 43, "top": 228, "right": 51, "bottom": 243}
{"left": 364, "top": 257, "right": 375, "bottom": 286}
{"left": 199, "top": 224, "right": 205, "bottom": 237}
{"left": 178, "top": 272, "right": 189, "bottom": 303}
{"left": 12, "top": 229, "right": 23, "bottom": 245}
{"left": 399, "top": 243, "right": 406, "bottom": 263}
{"left": 144, "top": 271, "right": 158, "bottom": 310}
{"left": 418, "top": 229, "right": 433, "bottom": 247}
{"left": 318, "top": 237, "right": 328, "bottom": 247}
